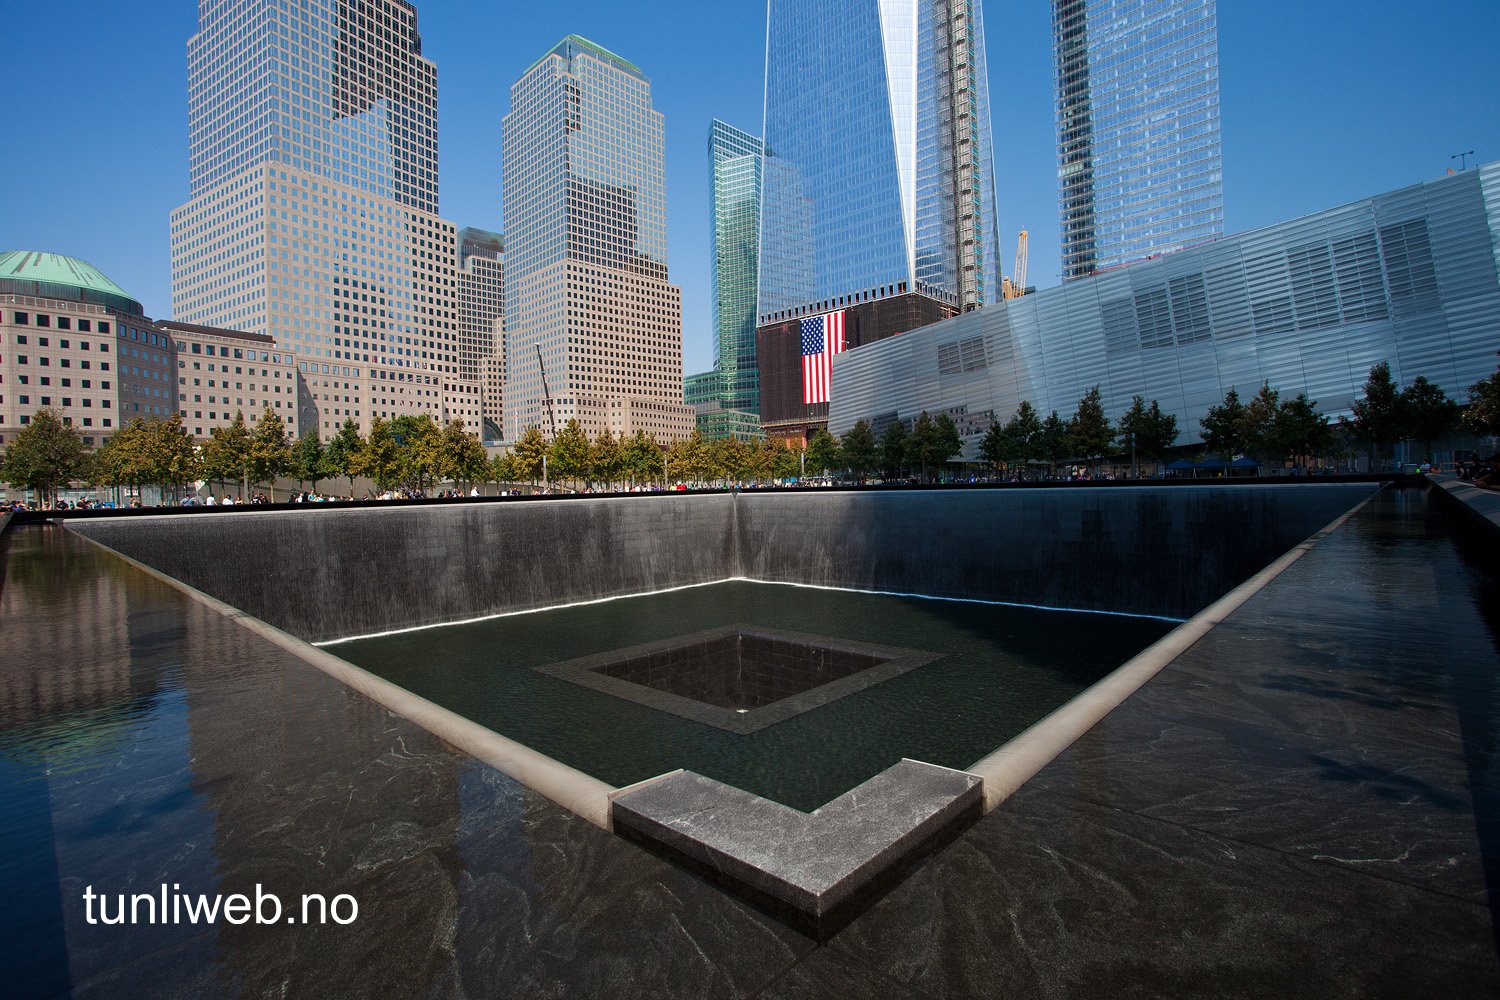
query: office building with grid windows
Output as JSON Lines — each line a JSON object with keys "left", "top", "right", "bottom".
{"left": 684, "top": 120, "right": 765, "bottom": 441}
{"left": 755, "top": 0, "right": 1002, "bottom": 443}
{"left": 500, "top": 36, "right": 694, "bottom": 443}
{"left": 169, "top": 0, "right": 480, "bottom": 440}
{"left": 1054, "top": 0, "right": 1224, "bottom": 280}
{"left": 456, "top": 227, "right": 505, "bottom": 440}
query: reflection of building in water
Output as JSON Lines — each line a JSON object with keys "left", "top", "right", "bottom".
{"left": 0, "top": 528, "right": 158, "bottom": 734}
{"left": 178, "top": 596, "right": 466, "bottom": 995}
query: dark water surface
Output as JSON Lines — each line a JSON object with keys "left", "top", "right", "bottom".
{"left": 332, "top": 583, "right": 1178, "bottom": 810}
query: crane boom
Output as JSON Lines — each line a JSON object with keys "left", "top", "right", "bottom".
{"left": 534, "top": 343, "right": 557, "bottom": 438}
{"left": 1014, "top": 229, "right": 1029, "bottom": 294}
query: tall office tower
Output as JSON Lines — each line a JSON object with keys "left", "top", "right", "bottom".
{"left": 456, "top": 227, "right": 505, "bottom": 440}
{"left": 1053, "top": 0, "right": 1224, "bottom": 280}
{"left": 756, "top": 0, "right": 1002, "bottom": 443}
{"left": 501, "top": 36, "right": 694, "bottom": 443}
{"left": 685, "top": 120, "right": 765, "bottom": 441}
{"left": 170, "top": 0, "right": 477, "bottom": 440}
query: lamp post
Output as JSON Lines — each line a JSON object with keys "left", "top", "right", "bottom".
{"left": 542, "top": 454, "right": 549, "bottom": 493}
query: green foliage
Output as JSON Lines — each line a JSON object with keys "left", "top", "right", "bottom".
{"left": 1200, "top": 387, "right": 1247, "bottom": 461}
{"left": 203, "top": 411, "right": 252, "bottom": 493}
{"left": 712, "top": 435, "right": 752, "bottom": 483}
{"left": 353, "top": 416, "right": 403, "bottom": 490}
{"left": 906, "top": 412, "right": 938, "bottom": 481}
{"left": 879, "top": 421, "right": 908, "bottom": 479}
{"left": 288, "top": 432, "right": 324, "bottom": 491}
{"left": 512, "top": 425, "right": 549, "bottom": 483}
{"left": 1116, "top": 396, "right": 1178, "bottom": 469}
{"left": 324, "top": 417, "right": 364, "bottom": 492}
{"left": 667, "top": 430, "right": 713, "bottom": 485}
{"left": 805, "top": 428, "right": 841, "bottom": 476}
{"left": 1274, "top": 392, "right": 1334, "bottom": 465}
{"left": 589, "top": 428, "right": 625, "bottom": 487}
{"left": 248, "top": 408, "right": 291, "bottom": 495}
{"left": 440, "top": 419, "right": 489, "bottom": 487}
{"left": 771, "top": 440, "right": 803, "bottom": 480}
{"left": 1, "top": 408, "right": 89, "bottom": 502}
{"left": 622, "top": 430, "right": 663, "bottom": 484}
{"left": 390, "top": 414, "right": 441, "bottom": 489}
{"left": 1037, "top": 411, "right": 1071, "bottom": 475}
{"left": 489, "top": 451, "right": 522, "bottom": 485}
{"left": 548, "top": 419, "right": 591, "bottom": 486}
{"left": 1239, "top": 382, "right": 1282, "bottom": 463}
{"left": 1465, "top": 360, "right": 1500, "bottom": 438}
{"left": 839, "top": 420, "right": 878, "bottom": 480}
{"left": 1348, "top": 361, "right": 1405, "bottom": 462}
{"left": 982, "top": 400, "right": 1041, "bottom": 476}
{"left": 1400, "top": 376, "right": 1459, "bottom": 461}
{"left": 748, "top": 438, "right": 780, "bottom": 482}
{"left": 1067, "top": 386, "right": 1114, "bottom": 465}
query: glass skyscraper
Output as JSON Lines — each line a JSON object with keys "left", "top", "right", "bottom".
{"left": 685, "top": 120, "right": 765, "bottom": 440}
{"left": 756, "top": 0, "right": 1002, "bottom": 441}
{"left": 1054, "top": 0, "right": 1224, "bottom": 280}
{"left": 500, "top": 36, "right": 693, "bottom": 442}
{"left": 170, "top": 0, "right": 482, "bottom": 438}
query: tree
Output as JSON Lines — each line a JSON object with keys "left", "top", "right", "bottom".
{"left": 391, "top": 413, "right": 441, "bottom": 490}
{"left": 622, "top": 430, "right": 662, "bottom": 485}
{"left": 1037, "top": 410, "right": 1071, "bottom": 478}
{"left": 1465, "top": 358, "right": 1500, "bottom": 440}
{"left": 1067, "top": 386, "right": 1114, "bottom": 470}
{"left": 145, "top": 414, "right": 202, "bottom": 500}
{"left": 324, "top": 418, "right": 364, "bottom": 494}
{"left": 748, "top": 438, "right": 781, "bottom": 483}
{"left": 512, "top": 425, "right": 549, "bottom": 484}
{"left": 1, "top": 409, "right": 88, "bottom": 504}
{"left": 1117, "top": 396, "right": 1178, "bottom": 475}
{"left": 1401, "top": 376, "right": 1459, "bottom": 462}
{"left": 805, "top": 428, "right": 841, "bottom": 478}
{"left": 288, "top": 433, "right": 325, "bottom": 493}
{"left": 439, "top": 419, "right": 488, "bottom": 491}
{"left": 1348, "top": 361, "right": 1406, "bottom": 468}
{"left": 1274, "top": 392, "right": 1334, "bottom": 468}
{"left": 203, "top": 411, "right": 252, "bottom": 498}
{"left": 1239, "top": 382, "right": 1282, "bottom": 465}
{"left": 590, "top": 428, "right": 625, "bottom": 489}
{"left": 932, "top": 414, "right": 962, "bottom": 476}
{"left": 248, "top": 407, "right": 291, "bottom": 499}
{"left": 879, "top": 421, "right": 909, "bottom": 479}
{"left": 906, "top": 412, "right": 939, "bottom": 481}
{"left": 549, "top": 419, "right": 591, "bottom": 489}
{"left": 667, "top": 430, "right": 712, "bottom": 486}
{"left": 489, "top": 451, "right": 522, "bottom": 487}
{"left": 986, "top": 400, "right": 1041, "bottom": 479}
{"left": 1200, "top": 387, "right": 1248, "bottom": 462}
{"left": 712, "top": 435, "right": 752, "bottom": 484}
{"left": 772, "top": 439, "right": 804, "bottom": 480}
{"left": 840, "top": 420, "right": 878, "bottom": 481}
{"left": 353, "top": 416, "right": 402, "bottom": 491}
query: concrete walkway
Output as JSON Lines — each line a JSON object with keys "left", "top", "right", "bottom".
{"left": 1, "top": 483, "right": 1496, "bottom": 998}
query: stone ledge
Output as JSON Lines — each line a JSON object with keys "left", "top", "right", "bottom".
{"left": 1429, "top": 474, "right": 1500, "bottom": 541}
{"left": 610, "top": 759, "right": 982, "bottom": 940}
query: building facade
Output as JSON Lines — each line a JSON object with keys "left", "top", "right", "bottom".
{"left": 0, "top": 252, "right": 173, "bottom": 450}
{"left": 500, "top": 36, "right": 693, "bottom": 442}
{"left": 170, "top": 0, "right": 470, "bottom": 440}
{"left": 830, "top": 163, "right": 1500, "bottom": 457}
{"left": 456, "top": 227, "right": 505, "bottom": 440}
{"left": 684, "top": 120, "right": 765, "bottom": 440}
{"left": 756, "top": 0, "right": 1001, "bottom": 441}
{"left": 158, "top": 319, "right": 299, "bottom": 440}
{"left": 1054, "top": 0, "right": 1224, "bottom": 280}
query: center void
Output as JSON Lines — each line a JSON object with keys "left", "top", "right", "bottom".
{"left": 536, "top": 625, "right": 939, "bottom": 734}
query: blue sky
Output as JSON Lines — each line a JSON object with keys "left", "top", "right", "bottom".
{"left": 3, "top": 1, "right": 1497, "bottom": 375}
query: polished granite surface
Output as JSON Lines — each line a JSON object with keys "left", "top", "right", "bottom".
{"left": 3, "top": 484, "right": 1498, "bottom": 998}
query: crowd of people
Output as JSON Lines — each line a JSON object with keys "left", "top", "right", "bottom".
{"left": 1456, "top": 456, "right": 1499, "bottom": 489}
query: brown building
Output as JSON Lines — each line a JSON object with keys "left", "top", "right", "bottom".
{"left": 157, "top": 319, "right": 300, "bottom": 439}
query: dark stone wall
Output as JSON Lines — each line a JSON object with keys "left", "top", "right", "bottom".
{"left": 734, "top": 485, "right": 1378, "bottom": 619}
{"left": 69, "top": 484, "right": 1377, "bottom": 643}
{"left": 71, "top": 495, "right": 738, "bottom": 643}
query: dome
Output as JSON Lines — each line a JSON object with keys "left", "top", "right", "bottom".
{"left": 0, "top": 250, "right": 143, "bottom": 316}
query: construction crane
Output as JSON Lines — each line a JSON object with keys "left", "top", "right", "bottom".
{"left": 1002, "top": 229, "right": 1030, "bottom": 300}
{"left": 534, "top": 342, "right": 557, "bottom": 438}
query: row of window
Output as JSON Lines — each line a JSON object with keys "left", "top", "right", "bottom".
{"left": 11, "top": 313, "right": 110, "bottom": 333}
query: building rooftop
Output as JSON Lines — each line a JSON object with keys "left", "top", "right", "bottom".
{"left": 0, "top": 249, "right": 143, "bottom": 315}
{"left": 522, "top": 34, "right": 645, "bottom": 83}
{"left": 155, "top": 318, "right": 276, "bottom": 345}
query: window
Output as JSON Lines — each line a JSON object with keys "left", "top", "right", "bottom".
{"left": 36, "top": 315, "right": 50, "bottom": 328}
{"left": 78, "top": 319, "right": 91, "bottom": 332}
{"left": 58, "top": 317, "right": 71, "bottom": 331}
{"left": 99, "top": 322, "right": 110, "bottom": 333}
{"left": 13, "top": 312, "right": 28, "bottom": 325}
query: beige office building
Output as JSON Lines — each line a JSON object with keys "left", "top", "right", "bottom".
{"left": 0, "top": 251, "right": 172, "bottom": 450}
{"left": 169, "top": 0, "right": 470, "bottom": 441}
{"left": 500, "top": 36, "right": 693, "bottom": 442}
{"left": 457, "top": 227, "right": 505, "bottom": 440}
{"left": 157, "top": 319, "right": 299, "bottom": 439}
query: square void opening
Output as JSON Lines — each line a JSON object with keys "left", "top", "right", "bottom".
{"left": 535, "top": 626, "right": 939, "bottom": 734}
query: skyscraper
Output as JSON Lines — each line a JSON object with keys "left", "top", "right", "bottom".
{"left": 1054, "top": 0, "right": 1224, "bottom": 280}
{"left": 684, "top": 120, "right": 765, "bottom": 441}
{"left": 170, "top": 0, "right": 480, "bottom": 439}
{"left": 756, "top": 0, "right": 1002, "bottom": 442}
{"left": 500, "top": 36, "right": 694, "bottom": 443}
{"left": 456, "top": 227, "right": 505, "bottom": 440}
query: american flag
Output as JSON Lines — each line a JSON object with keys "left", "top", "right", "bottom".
{"left": 800, "top": 310, "right": 846, "bottom": 405}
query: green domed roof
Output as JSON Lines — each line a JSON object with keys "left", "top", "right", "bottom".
{"left": 0, "top": 250, "right": 142, "bottom": 315}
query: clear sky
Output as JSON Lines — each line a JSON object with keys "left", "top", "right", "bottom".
{"left": 3, "top": 1, "right": 1497, "bottom": 376}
